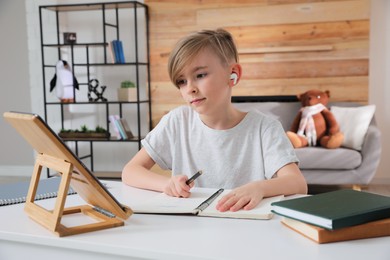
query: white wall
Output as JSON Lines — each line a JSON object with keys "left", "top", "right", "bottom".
{"left": 0, "top": 0, "right": 389, "bottom": 183}
{"left": 0, "top": 0, "right": 34, "bottom": 176}
{"left": 369, "top": 0, "right": 390, "bottom": 182}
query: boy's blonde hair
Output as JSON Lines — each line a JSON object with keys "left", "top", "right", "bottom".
{"left": 168, "top": 28, "right": 239, "bottom": 87}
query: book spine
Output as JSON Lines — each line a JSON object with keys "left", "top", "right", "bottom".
{"left": 109, "top": 115, "right": 121, "bottom": 139}
{"left": 117, "top": 40, "right": 125, "bottom": 63}
{"left": 120, "top": 118, "right": 134, "bottom": 139}
{"left": 334, "top": 208, "right": 390, "bottom": 230}
{"left": 112, "top": 40, "right": 120, "bottom": 63}
{"left": 282, "top": 217, "right": 390, "bottom": 244}
{"left": 107, "top": 41, "right": 115, "bottom": 63}
{"left": 114, "top": 115, "right": 128, "bottom": 140}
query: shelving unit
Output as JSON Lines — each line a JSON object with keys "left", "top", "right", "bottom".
{"left": 39, "top": 1, "right": 151, "bottom": 178}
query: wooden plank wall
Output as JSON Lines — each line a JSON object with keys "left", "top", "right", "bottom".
{"left": 145, "top": 0, "right": 370, "bottom": 126}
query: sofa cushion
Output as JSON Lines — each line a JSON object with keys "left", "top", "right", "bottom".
{"left": 295, "top": 147, "right": 362, "bottom": 170}
{"left": 331, "top": 105, "right": 376, "bottom": 151}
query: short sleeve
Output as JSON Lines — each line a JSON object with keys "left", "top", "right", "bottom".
{"left": 261, "top": 120, "right": 299, "bottom": 179}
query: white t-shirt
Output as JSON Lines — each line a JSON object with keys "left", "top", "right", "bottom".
{"left": 142, "top": 106, "right": 298, "bottom": 189}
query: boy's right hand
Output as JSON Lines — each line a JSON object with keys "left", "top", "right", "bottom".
{"left": 163, "top": 175, "right": 194, "bottom": 198}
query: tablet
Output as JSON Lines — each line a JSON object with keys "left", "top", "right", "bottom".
{"left": 3, "top": 111, "right": 132, "bottom": 220}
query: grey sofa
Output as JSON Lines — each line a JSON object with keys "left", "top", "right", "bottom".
{"left": 233, "top": 100, "right": 381, "bottom": 187}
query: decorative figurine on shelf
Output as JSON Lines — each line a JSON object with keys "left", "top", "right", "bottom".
{"left": 63, "top": 32, "right": 77, "bottom": 44}
{"left": 50, "top": 60, "right": 79, "bottom": 103}
{"left": 88, "top": 79, "right": 107, "bottom": 102}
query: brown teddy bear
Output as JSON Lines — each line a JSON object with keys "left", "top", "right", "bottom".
{"left": 286, "top": 89, "right": 344, "bottom": 149}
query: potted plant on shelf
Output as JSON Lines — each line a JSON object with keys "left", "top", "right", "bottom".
{"left": 117, "top": 80, "right": 137, "bottom": 102}
{"left": 58, "top": 125, "right": 110, "bottom": 139}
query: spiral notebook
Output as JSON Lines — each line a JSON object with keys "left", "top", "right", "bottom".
{"left": 0, "top": 177, "right": 76, "bottom": 206}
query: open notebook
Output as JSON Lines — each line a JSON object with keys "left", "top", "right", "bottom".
{"left": 132, "top": 188, "right": 284, "bottom": 220}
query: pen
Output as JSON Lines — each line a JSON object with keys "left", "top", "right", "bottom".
{"left": 196, "top": 188, "right": 224, "bottom": 211}
{"left": 186, "top": 170, "right": 203, "bottom": 185}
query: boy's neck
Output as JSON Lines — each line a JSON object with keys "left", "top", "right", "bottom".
{"left": 199, "top": 105, "right": 246, "bottom": 130}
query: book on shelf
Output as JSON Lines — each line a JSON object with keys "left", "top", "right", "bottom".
{"left": 110, "top": 40, "right": 125, "bottom": 64}
{"left": 0, "top": 177, "right": 76, "bottom": 207}
{"left": 109, "top": 115, "right": 134, "bottom": 140}
{"left": 117, "top": 40, "right": 125, "bottom": 63}
{"left": 107, "top": 41, "right": 115, "bottom": 63}
{"left": 271, "top": 189, "right": 390, "bottom": 230}
{"left": 109, "top": 115, "right": 122, "bottom": 139}
{"left": 131, "top": 187, "right": 283, "bottom": 220}
{"left": 281, "top": 217, "right": 390, "bottom": 244}
{"left": 114, "top": 115, "right": 128, "bottom": 139}
{"left": 111, "top": 40, "right": 119, "bottom": 63}
{"left": 120, "top": 118, "right": 134, "bottom": 139}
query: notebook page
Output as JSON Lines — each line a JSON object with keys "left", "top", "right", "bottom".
{"left": 199, "top": 190, "right": 284, "bottom": 220}
{"left": 131, "top": 188, "right": 219, "bottom": 214}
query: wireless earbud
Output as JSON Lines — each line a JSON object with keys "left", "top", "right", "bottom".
{"left": 230, "top": 73, "right": 238, "bottom": 85}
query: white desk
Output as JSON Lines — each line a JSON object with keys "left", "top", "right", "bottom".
{"left": 0, "top": 181, "right": 389, "bottom": 260}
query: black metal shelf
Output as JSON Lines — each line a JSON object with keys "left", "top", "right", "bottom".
{"left": 61, "top": 136, "right": 144, "bottom": 142}
{"left": 41, "top": 1, "right": 147, "bottom": 13}
{"left": 39, "top": 1, "right": 151, "bottom": 177}
{"left": 45, "top": 100, "right": 150, "bottom": 105}
{"left": 43, "top": 42, "right": 107, "bottom": 47}
{"left": 43, "top": 62, "right": 149, "bottom": 67}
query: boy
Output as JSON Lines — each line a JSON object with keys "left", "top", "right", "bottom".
{"left": 122, "top": 29, "right": 307, "bottom": 212}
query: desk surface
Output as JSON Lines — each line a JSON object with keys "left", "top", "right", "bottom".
{"left": 0, "top": 181, "right": 389, "bottom": 260}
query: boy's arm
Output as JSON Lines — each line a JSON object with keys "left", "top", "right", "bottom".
{"left": 258, "top": 163, "right": 308, "bottom": 198}
{"left": 121, "top": 148, "right": 192, "bottom": 197}
{"left": 216, "top": 163, "right": 307, "bottom": 212}
{"left": 122, "top": 147, "right": 168, "bottom": 191}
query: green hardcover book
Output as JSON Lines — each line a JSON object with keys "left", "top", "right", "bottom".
{"left": 271, "top": 189, "right": 390, "bottom": 230}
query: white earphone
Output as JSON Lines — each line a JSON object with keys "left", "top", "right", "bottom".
{"left": 230, "top": 73, "right": 238, "bottom": 85}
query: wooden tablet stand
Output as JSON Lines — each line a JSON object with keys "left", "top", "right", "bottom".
{"left": 24, "top": 153, "right": 124, "bottom": 237}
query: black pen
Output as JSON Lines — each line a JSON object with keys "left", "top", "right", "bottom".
{"left": 196, "top": 188, "right": 224, "bottom": 211}
{"left": 186, "top": 170, "right": 203, "bottom": 185}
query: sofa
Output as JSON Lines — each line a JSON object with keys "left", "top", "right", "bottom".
{"left": 233, "top": 97, "right": 381, "bottom": 188}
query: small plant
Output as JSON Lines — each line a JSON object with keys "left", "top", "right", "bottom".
{"left": 80, "top": 124, "right": 89, "bottom": 132}
{"left": 95, "top": 125, "right": 107, "bottom": 133}
{"left": 120, "top": 80, "right": 135, "bottom": 88}
{"left": 60, "top": 125, "right": 107, "bottom": 133}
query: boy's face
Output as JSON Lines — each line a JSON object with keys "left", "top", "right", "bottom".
{"left": 176, "top": 48, "right": 233, "bottom": 116}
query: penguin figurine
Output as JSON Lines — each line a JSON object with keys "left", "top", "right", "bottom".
{"left": 50, "top": 60, "right": 79, "bottom": 103}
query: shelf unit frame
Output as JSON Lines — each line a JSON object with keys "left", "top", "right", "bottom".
{"left": 39, "top": 1, "right": 151, "bottom": 177}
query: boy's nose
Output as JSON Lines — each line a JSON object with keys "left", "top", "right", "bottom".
{"left": 187, "top": 81, "right": 198, "bottom": 94}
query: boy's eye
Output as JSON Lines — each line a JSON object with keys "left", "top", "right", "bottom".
{"left": 196, "top": 73, "right": 207, "bottom": 79}
{"left": 176, "top": 79, "right": 187, "bottom": 88}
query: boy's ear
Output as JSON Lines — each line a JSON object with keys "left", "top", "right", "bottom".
{"left": 229, "top": 63, "right": 242, "bottom": 86}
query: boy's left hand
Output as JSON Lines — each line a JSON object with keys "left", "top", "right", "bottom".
{"left": 216, "top": 182, "right": 264, "bottom": 212}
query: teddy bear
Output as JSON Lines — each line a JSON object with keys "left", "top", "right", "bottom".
{"left": 286, "top": 89, "right": 344, "bottom": 149}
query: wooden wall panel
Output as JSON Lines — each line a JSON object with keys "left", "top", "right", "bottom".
{"left": 146, "top": 0, "right": 370, "bottom": 126}
{"left": 197, "top": 1, "right": 369, "bottom": 27}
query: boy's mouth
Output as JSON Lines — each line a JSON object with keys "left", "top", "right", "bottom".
{"left": 190, "top": 98, "right": 206, "bottom": 104}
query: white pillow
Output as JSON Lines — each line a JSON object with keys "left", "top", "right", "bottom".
{"left": 330, "top": 105, "right": 376, "bottom": 150}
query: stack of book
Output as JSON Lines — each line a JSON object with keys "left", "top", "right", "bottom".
{"left": 109, "top": 115, "right": 134, "bottom": 140}
{"left": 271, "top": 189, "right": 390, "bottom": 243}
{"left": 108, "top": 40, "right": 125, "bottom": 64}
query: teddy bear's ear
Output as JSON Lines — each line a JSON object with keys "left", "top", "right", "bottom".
{"left": 297, "top": 92, "right": 306, "bottom": 101}
{"left": 325, "top": 90, "right": 330, "bottom": 98}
